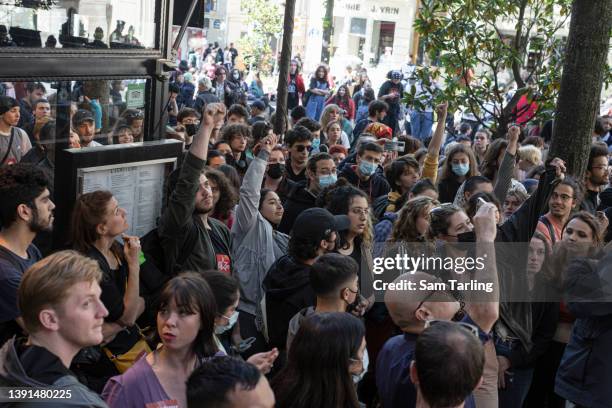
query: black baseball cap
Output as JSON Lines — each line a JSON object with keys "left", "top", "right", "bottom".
{"left": 72, "top": 109, "right": 94, "bottom": 127}
{"left": 251, "top": 100, "right": 266, "bottom": 111}
{"left": 292, "top": 208, "right": 351, "bottom": 242}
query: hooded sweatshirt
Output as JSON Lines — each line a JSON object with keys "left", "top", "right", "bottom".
{"left": 262, "top": 255, "right": 315, "bottom": 350}
{"left": 339, "top": 164, "right": 390, "bottom": 201}
{"left": 277, "top": 181, "right": 317, "bottom": 234}
{"left": 0, "top": 338, "right": 108, "bottom": 407}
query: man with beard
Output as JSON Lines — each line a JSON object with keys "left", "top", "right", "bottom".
{"left": 73, "top": 109, "right": 101, "bottom": 147}
{"left": 159, "top": 103, "right": 233, "bottom": 273}
{"left": 0, "top": 164, "right": 54, "bottom": 346}
{"left": 581, "top": 143, "right": 609, "bottom": 214}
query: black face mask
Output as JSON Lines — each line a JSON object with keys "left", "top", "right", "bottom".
{"left": 267, "top": 163, "right": 285, "bottom": 179}
{"left": 185, "top": 124, "right": 198, "bottom": 137}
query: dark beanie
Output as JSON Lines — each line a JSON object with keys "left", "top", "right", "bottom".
{"left": 0, "top": 96, "right": 18, "bottom": 115}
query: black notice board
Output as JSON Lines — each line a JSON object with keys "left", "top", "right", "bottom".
{"left": 52, "top": 140, "right": 183, "bottom": 249}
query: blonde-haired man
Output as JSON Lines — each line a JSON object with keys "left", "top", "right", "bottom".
{"left": 0, "top": 250, "right": 109, "bottom": 407}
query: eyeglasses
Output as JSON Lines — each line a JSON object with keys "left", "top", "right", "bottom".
{"left": 550, "top": 192, "right": 573, "bottom": 202}
{"left": 345, "top": 287, "right": 359, "bottom": 295}
{"left": 294, "top": 144, "right": 313, "bottom": 153}
{"left": 424, "top": 319, "right": 479, "bottom": 338}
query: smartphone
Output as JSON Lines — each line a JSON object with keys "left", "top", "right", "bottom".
{"left": 384, "top": 140, "right": 398, "bottom": 152}
{"left": 397, "top": 141, "right": 406, "bottom": 151}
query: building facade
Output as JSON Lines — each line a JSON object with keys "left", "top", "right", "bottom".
{"left": 331, "top": 0, "right": 418, "bottom": 67}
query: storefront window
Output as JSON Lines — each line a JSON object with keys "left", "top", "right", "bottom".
{"left": 350, "top": 18, "right": 366, "bottom": 36}
{"left": 1, "top": 79, "right": 148, "bottom": 157}
{"left": 0, "top": 0, "right": 156, "bottom": 49}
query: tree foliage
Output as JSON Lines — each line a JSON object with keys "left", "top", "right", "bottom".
{"left": 408, "top": 0, "right": 580, "bottom": 137}
{"left": 237, "top": 0, "right": 283, "bottom": 73}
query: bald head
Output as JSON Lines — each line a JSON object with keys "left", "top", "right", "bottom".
{"left": 384, "top": 272, "right": 460, "bottom": 332}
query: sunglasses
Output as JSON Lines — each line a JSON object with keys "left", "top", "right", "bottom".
{"left": 125, "top": 111, "right": 144, "bottom": 119}
{"left": 294, "top": 144, "right": 313, "bottom": 153}
{"left": 424, "top": 319, "right": 479, "bottom": 338}
{"left": 414, "top": 289, "right": 465, "bottom": 322}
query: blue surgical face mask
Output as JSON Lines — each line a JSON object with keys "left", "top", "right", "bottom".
{"left": 352, "top": 351, "right": 369, "bottom": 383}
{"left": 359, "top": 160, "right": 377, "bottom": 177}
{"left": 215, "top": 311, "right": 239, "bottom": 334}
{"left": 319, "top": 173, "right": 337, "bottom": 188}
{"left": 311, "top": 138, "right": 321, "bottom": 150}
{"left": 452, "top": 163, "right": 470, "bottom": 177}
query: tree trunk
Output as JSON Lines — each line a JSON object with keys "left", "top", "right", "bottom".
{"left": 274, "top": 0, "right": 297, "bottom": 137}
{"left": 321, "top": 0, "right": 334, "bottom": 63}
{"left": 548, "top": 0, "right": 612, "bottom": 177}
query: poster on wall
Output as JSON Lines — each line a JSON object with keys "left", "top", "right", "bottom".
{"left": 78, "top": 158, "right": 175, "bottom": 237}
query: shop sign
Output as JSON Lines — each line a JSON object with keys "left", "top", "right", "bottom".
{"left": 126, "top": 83, "right": 146, "bottom": 109}
{"left": 342, "top": 3, "right": 400, "bottom": 15}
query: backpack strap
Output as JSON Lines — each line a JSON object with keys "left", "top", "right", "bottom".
{"left": 539, "top": 215, "right": 557, "bottom": 245}
{"left": 0, "top": 127, "right": 16, "bottom": 165}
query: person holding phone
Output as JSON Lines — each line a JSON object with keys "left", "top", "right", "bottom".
{"left": 70, "top": 190, "right": 145, "bottom": 392}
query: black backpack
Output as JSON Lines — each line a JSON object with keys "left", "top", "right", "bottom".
{"left": 138, "top": 223, "right": 199, "bottom": 325}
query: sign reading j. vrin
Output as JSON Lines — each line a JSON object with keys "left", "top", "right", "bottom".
{"left": 342, "top": 2, "right": 400, "bottom": 15}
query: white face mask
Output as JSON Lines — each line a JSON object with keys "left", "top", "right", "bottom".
{"left": 215, "top": 311, "right": 239, "bottom": 334}
{"left": 351, "top": 350, "right": 369, "bottom": 383}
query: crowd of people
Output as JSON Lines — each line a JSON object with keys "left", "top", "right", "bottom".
{"left": 1, "top": 50, "right": 612, "bottom": 408}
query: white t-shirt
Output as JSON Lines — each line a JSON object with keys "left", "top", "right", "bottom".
{"left": 82, "top": 140, "right": 103, "bottom": 148}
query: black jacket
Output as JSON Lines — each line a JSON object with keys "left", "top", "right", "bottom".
{"left": 284, "top": 158, "right": 307, "bottom": 184}
{"left": 556, "top": 252, "right": 612, "bottom": 408}
{"left": 262, "top": 255, "right": 315, "bottom": 350}
{"left": 0, "top": 338, "right": 108, "bottom": 407}
{"left": 437, "top": 177, "right": 463, "bottom": 204}
{"left": 193, "top": 90, "right": 220, "bottom": 113}
{"left": 580, "top": 189, "right": 599, "bottom": 215}
{"left": 278, "top": 181, "right": 317, "bottom": 234}
{"left": 159, "top": 152, "right": 233, "bottom": 273}
{"left": 460, "top": 165, "right": 558, "bottom": 351}
{"left": 339, "top": 164, "right": 390, "bottom": 201}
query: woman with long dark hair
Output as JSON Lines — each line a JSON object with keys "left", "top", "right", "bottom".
{"left": 326, "top": 84, "right": 355, "bottom": 122}
{"left": 287, "top": 59, "right": 305, "bottom": 110}
{"left": 305, "top": 65, "right": 331, "bottom": 121}
{"left": 271, "top": 313, "right": 366, "bottom": 408}
{"left": 524, "top": 211, "right": 604, "bottom": 408}
{"left": 70, "top": 190, "right": 145, "bottom": 392}
{"left": 103, "top": 273, "right": 220, "bottom": 407}
{"left": 437, "top": 144, "right": 479, "bottom": 203}
{"left": 321, "top": 183, "right": 375, "bottom": 307}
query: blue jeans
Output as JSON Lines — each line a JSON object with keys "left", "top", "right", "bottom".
{"left": 495, "top": 337, "right": 535, "bottom": 408}
{"left": 410, "top": 110, "right": 434, "bottom": 141}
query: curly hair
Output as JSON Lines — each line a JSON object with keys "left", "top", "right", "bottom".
{"left": 392, "top": 196, "right": 439, "bottom": 242}
{"left": 205, "top": 167, "right": 238, "bottom": 220}
{"left": 0, "top": 164, "right": 49, "bottom": 228}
